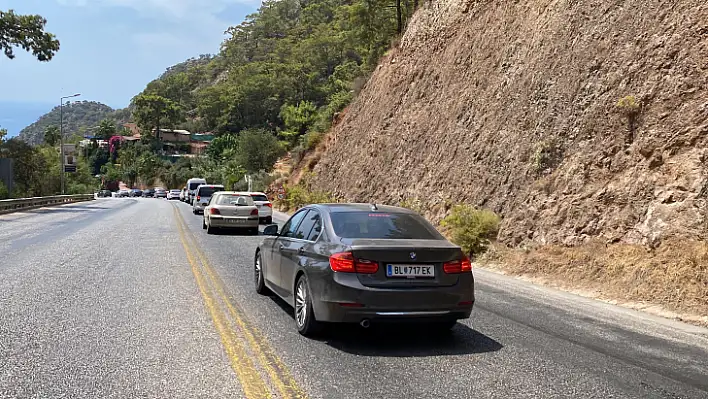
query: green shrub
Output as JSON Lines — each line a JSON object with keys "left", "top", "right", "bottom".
{"left": 0, "top": 181, "right": 9, "bottom": 199}
{"left": 290, "top": 145, "right": 306, "bottom": 166}
{"left": 441, "top": 205, "right": 501, "bottom": 258}
{"left": 399, "top": 197, "right": 425, "bottom": 214}
{"left": 302, "top": 131, "right": 324, "bottom": 150}
{"left": 531, "top": 138, "right": 563, "bottom": 175}
{"left": 280, "top": 183, "right": 337, "bottom": 211}
{"left": 616, "top": 95, "right": 641, "bottom": 140}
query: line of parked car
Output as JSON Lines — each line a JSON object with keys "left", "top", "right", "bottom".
{"left": 178, "top": 177, "right": 476, "bottom": 338}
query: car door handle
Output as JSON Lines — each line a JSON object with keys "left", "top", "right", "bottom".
{"left": 297, "top": 247, "right": 305, "bottom": 255}
{"left": 279, "top": 245, "right": 285, "bottom": 251}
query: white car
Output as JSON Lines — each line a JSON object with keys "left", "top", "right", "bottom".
{"left": 249, "top": 192, "right": 273, "bottom": 224}
{"left": 202, "top": 191, "right": 260, "bottom": 235}
{"left": 192, "top": 184, "right": 225, "bottom": 214}
{"left": 167, "top": 189, "right": 181, "bottom": 200}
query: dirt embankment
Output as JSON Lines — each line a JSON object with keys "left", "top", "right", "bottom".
{"left": 284, "top": 0, "right": 708, "bottom": 319}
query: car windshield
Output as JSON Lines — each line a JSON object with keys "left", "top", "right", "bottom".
{"left": 217, "top": 195, "right": 254, "bottom": 206}
{"left": 198, "top": 186, "right": 223, "bottom": 197}
{"left": 251, "top": 194, "right": 269, "bottom": 202}
{"left": 189, "top": 182, "right": 204, "bottom": 190}
{"left": 330, "top": 211, "right": 443, "bottom": 240}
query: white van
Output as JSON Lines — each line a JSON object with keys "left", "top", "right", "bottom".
{"left": 186, "top": 178, "right": 207, "bottom": 205}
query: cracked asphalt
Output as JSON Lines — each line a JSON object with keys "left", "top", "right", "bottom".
{"left": 1, "top": 198, "right": 707, "bottom": 399}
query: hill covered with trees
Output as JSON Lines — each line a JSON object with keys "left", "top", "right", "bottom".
{"left": 18, "top": 101, "right": 129, "bottom": 145}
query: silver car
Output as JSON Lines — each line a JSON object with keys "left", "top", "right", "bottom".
{"left": 192, "top": 184, "right": 224, "bottom": 214}
{"left": 202, "top": 192, "right": 260, "bottom": 234}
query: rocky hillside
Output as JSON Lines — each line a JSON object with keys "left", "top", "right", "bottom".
{"left": 309, "top": 0, "right": 708, "bottom": 248}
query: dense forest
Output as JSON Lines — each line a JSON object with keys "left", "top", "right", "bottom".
{"left": 102, "top": 0, "right": 417, "bottom": 189}
{"left": 17, "top": 101, "right": 129, "bottom": 145}
{"left": 4, "top": 0, "right": 416, "bottom": 196}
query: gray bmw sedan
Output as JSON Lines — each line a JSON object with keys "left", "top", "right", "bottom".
{"left": 254, "top": 203, "right": 475, "bottom": 336}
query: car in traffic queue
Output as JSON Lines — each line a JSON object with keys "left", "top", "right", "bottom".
{"left": 192, "top": 184, "right": 225, "bottom": 214}
{"left": 142, "top": 188, "right": 156, "bottom": 198}
{"left": 254, "top": 203, "right": 475, "bottom": 336}
{"left": 129, "top": 188, "right": 143, "bottom": 197}
{"left": 179, "top": 187, "right": 188, "bottom": 202}
{"left": 186, "top": 178, "right": 207, "bottom": 205}
{"left": 96, "top": 189, "right": 112, "bottom": 198}
{"left": 249, "top": 192, "right": 273, "bottom": 224}
{"left": 202, "top": 191, "right": 260, "bottom": 235}
{"left": 154, "top": 187, "right": 167, "bottom": 199}
{"left": 167, "top": 189, "right": 182, "bottom": 200}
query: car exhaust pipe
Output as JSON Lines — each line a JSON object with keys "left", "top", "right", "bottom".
{"left": 360, "top": 319, "right": 371, "bottom": 329}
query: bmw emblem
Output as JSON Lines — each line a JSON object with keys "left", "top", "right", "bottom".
{"left": 410, "top": 252, "right": 417, "bottom": 260}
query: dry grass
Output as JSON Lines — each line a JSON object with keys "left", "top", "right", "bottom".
{"left": 481, "top": 239, "right": 708, "bottom": 320}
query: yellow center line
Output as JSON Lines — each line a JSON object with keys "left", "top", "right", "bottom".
{"left": 173, "top": 207, "right": 271, "bottom": 399}
{"left": 173, "top": 204, "right": 308, "bottom": 399}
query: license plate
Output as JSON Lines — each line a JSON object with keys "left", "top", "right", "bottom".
{"left": 386, "top": 264, "right": 435, "bottom": 278}
{"left": 227, "top": 219, "right": 247, "bottom": 224}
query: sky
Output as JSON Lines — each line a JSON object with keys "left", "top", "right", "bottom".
{"left": 0, "top": 0, "right": 259, "bottom": 136}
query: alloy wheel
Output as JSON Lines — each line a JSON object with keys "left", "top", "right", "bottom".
{"left": 295, "top": 279, "right": 307, "bottom": 327}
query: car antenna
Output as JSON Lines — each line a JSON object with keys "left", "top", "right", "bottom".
{"left": 370, "top": 203, "right": 378, "bottom": 211}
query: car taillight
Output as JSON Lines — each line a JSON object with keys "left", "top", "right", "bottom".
{"left": 250, "top": 209, "right": 259, "bottom": 216}
{"left": 196, "top": 196, "right": 201, "bottom": 201}
{"left": 265, "top": 203, "right": 272, "bottom": 208}
{"left": 210, "top": 208, "right": 220, "bottom": 215}
{"left": 329, "top": 252, "right": 378, "bottom": 274}
{"left": 443, "top": 255, "right": 472, "bottom": 274}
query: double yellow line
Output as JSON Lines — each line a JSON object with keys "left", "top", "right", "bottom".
{"left": 172, "top": 204, "right": 307, "bottom": 399}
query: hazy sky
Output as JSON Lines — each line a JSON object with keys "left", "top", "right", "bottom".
{"left": 0, "top": 0, "right": 258, "bottom": 135}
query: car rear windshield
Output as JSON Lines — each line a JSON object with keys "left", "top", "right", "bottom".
{"left": 330, "top": 211, "right": 443, "bottom": 240}
{"left": 198, "top": 186, "right": 223, "bottom": 197}
{"left": 217, "top": 195, "right": 255, "bottom": 206}
{"left": 251, "top": 194, "right": 269, "bottom": 202}
{"left": 189, "top": 182, "right": 205, "bottom": 190}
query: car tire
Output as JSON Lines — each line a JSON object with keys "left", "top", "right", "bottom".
{"left": 294, "top": 275, "right": 321, "bottom": 337}
{"left": 250, "top": 227, "right": 259, "bottom": 235}
{"left": 254, "top": 252, "right": 271, "bottom": 295}
{"left": 202, "top": 218, "right": 207, "bottom": 230}
{"left": 206, "top": 223, "right": 215, "bottom": 235}
{"left": 265, "top": 216, "right": 273, "bottom": 224}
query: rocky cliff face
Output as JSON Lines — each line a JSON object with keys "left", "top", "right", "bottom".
{"left": 310, "top": 0, "right": 708, "bottom": 247}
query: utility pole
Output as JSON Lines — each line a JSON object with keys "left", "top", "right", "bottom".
{"left": 59, "top": 93, "right": 81, "bottom": 194}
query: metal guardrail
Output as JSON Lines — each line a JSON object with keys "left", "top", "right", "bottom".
{"left": 0, "top": 194, "right": 96, "bottom": 215}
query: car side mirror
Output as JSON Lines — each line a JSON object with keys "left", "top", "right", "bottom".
{"left": 263, "top": 224, "right": 279, "bottom": 236}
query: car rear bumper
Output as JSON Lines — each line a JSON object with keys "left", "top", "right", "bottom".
{"left": 209, "top": 216, "right": 259, "bottom": 228}
{"left": 311, "top": 272, "right": 475, "bottom": 323}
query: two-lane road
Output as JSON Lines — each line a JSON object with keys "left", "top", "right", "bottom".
{"left": 1, "top": 198, "right": 707, "bottom": 398}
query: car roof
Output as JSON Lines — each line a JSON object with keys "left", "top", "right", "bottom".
{"left": 197, "top": 184, "right": 224, "bottom": 188}
{"left": 249, "top": 192, "right": 267, "bottom": 195}
{"left": 213, "top": 191, "right": 254, "bottom": 196}
{"left": 308, "top": 203, "right": 417, "bottom": 214}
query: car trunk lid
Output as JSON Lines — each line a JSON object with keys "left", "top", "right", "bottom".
{"left": 349, "top": 239, "right": 464, "bottom": 288}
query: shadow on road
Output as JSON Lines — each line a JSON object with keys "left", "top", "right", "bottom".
{"left": 27, "top": 205, "right": 114, "bottom": 213}
{"left": 211, "top": 229, "right": 261, "bottom": 236}
{"left": 320, "top": 323, "right": 503, "bottom": 357}
{"left": 267, "top": 294, "right": 503, "bottom": 357}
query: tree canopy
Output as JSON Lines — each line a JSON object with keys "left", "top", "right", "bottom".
{"left": 0, "top": 9, "right": 60, "bottom": 61}
{"left": 18, "top": 101, "right": 119, "bottom": 145}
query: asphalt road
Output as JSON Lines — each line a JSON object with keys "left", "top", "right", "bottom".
{"left": 1, "top": 198, "right": 707, "bottom": 399}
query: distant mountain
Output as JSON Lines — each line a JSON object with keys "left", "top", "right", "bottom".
{"left": 17, "top": 101, "right": 130, "bottom": 145}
